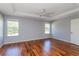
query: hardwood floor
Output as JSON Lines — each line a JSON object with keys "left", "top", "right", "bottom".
{"left": 0, "top": 38, "right": 79, "bottom": 56}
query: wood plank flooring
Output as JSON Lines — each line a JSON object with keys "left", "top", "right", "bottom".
{"left": 0, "top": 38, "right": 79, "bottom": 56}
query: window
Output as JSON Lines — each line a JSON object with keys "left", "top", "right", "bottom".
{"left": 45, "top": 23, "right": 50, "bottom": 34}
{"left": 7, "top": 21, "right": 19, "bottom": 36}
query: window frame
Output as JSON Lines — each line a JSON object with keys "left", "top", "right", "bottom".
{"left": 7, "top": 19, "right": 19, "bottom": 37}
{"left": 45, "top": 22, "right": 50, "bottom": 34}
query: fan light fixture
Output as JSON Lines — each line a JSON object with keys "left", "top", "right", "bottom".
{"left": 40, "top": 9, "right": 54, "bottom": 17}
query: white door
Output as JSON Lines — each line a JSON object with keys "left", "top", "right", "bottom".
{"left": 71, "top": 19, "right": 79, "bottom": 45}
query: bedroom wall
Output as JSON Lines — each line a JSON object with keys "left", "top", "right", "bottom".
{"left": 51, "top": 17, "right": 71, "bottom": 42}
{"left": 0, "top": 14, "right": 3, "bottom": 47}
{"left": 4, "top": 15, "right": 50, "bottom": 44}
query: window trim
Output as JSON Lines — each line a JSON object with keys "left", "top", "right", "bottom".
{"left": 45, "top": 22, "right": 50, "bottom": 34}
{"left": 7, "top": 19, "right": 19, "bottom": 37}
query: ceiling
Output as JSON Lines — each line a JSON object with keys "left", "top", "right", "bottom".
{"left": 0, "top": 3, "right": 79, "bottom": 21}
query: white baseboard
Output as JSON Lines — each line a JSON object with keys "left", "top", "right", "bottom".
{"left": 3, "top": 37, "right": 79, "bottom": 46}
{"left": 3, "top": 38, "right": 44, "bottom": 45}
{"left": 70, "top": 41, "right": 79, "bottom": 45}
{"left": 52, "top": 37, "right": 79, "bottom": 46}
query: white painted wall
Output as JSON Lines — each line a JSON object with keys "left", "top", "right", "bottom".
{"left": 4, "top": 16, "right": 50, "bottom": 44}
{"left": 0, "top": 14, "right": 3, "bottom": 47}
{"left": 51, "top": 18, "right": 71, "bottom": 42}
{"left": 51, "top": 17, "right": 79, "bottom": 45}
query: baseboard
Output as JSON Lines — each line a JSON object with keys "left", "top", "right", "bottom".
{"left": 52, "top": 37, "right": 79, "bottom": 46}
{"left": 3, "top": 38, "right": 47, "bottom": 45}
{"left": 70, "top": 41, "right": 79, "bottom": 46}
{"left": 4, "top": 37, "right": 79, "bottom": 46}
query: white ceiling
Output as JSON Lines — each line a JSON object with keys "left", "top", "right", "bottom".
{"left": 0, "top": 3, "right": 79, "bottom": 21}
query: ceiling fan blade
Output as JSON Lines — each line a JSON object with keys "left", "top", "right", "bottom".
{"left": 43, "top": 9, "right": 46, "bottom": 12}
{"left": 38, "top": 9, "right": 54, "bottom": 17}
{"left": 46, "top": 12, "right": 54, "bottom": 14}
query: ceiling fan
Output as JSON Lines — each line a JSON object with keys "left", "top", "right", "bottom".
{"left": 39, "top": 9, "right": 54, "bottom": 17}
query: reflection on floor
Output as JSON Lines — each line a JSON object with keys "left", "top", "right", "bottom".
{"left": 0, "top": 38, "right": 79, "bottom": 56}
